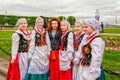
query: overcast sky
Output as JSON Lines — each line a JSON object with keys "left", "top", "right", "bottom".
{"left": 0, "top": 0, "right": 120, "bottom": 24}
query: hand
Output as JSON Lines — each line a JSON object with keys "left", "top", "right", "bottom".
{"left": 69, "top": 58, "right": 73, "bottom": 62}
{"left": 28, "top": 58, "right": 32, "bottom": 62}
{"left": 11, "top": 58, "right": 15, "bottom": 63}
{"left": 74, "top": 61, "right": 79, "bottom": 65}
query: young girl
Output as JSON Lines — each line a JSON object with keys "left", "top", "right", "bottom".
{"left": 72, "top": 21, "right": 86, "bottom": 80}
{"left": 25, "top": 17, "right": 49, "bottom": 80}
{"left": 46, "top": 17, "right": 61, "bottom": 80}
{"left": 59, "top": 20, "right": 74, "bottom": 80}
{"left": 77, "top": 19, "right": 105, "bottom": 80}
{"left": 6, "top": 18, "right": 30, "bottom": 80}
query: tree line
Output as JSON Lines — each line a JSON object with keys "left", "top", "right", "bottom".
{"left": 0, "top": 15, "right": 76, "bottom": 27}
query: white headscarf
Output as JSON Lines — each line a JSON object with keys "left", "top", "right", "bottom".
{"left": 16, "top": 18, "right": 27, "bottom": 29}
{"left": 34, "top": 16, "right": 44, "bottom": 30}
{"left": 82, "top": 19, "right": 101, "bottom": 33}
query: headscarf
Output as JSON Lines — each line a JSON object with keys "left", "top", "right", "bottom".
{"left": 82, "top": 19, "right": 101, "bottom": 33}
{"left": 16, "top": 18, "right": 27, "bottom": 29}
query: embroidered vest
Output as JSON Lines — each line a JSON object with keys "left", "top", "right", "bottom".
{"left": 48, "top": 30, "right": 61, "bottom": 50}
{"left": 17, "top": 33, "right": 29, "bottom": 52}
{"left": 81, "top": 36, "right": 100, "bottom": 66}
{"left": 74, "top": 34, "right": 85, "bottom": 51}
{"left": 35, "top": 32, "right": 46, "bottom": 46}
{"left": 61, "top": 31, "right": 74, "bottom": 51}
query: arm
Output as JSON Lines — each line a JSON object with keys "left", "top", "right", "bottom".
{"left": 87, "top": 38, "right": 105, "bottom": 80}
{"left": 45, "top": 31, "right": 51, "bottom": 56}
{"left": 61, "top": 32, "right": 74, "bottom": 60}
{"left": 11, "top": 33, "right": 20, "bottom": 63}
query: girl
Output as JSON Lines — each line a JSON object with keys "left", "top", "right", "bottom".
{"left": 6, "top": 18, "right": 30, "bottom": 80}
{"left": 72, "top": 21, "right": 86, "bottom": 80}
{"left": 77, "top": 19, "right": 105, "bottom": 80}
{"left": 46, "top": 17, "right": 61, "bottom": 80}
{"left": 59, "top": 20, "right": 74, "bottom": 80}
{"left": 25, "top": 17, "right": 49, "bottom": 80}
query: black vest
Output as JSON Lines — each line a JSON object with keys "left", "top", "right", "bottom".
{"left": 48, "top": 30, "right": 61, "bottom": 50}
{"left": 17, "top": 33, "right": 29, "bottom": 52}
{"left": 81, "top": 36, "right": 100, "bottom": 66}
{"left": 35, "top": 32, "right": 46, "bottom": 46}
{"left": 61, "top": 31, "right": 74, "bottom": 51}
{"left": 75, "top": 34, "right": 85, "bottom": 51}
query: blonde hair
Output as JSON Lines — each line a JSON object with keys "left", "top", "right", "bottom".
{"left": 16, "top": 18, "right": 27, "bottom": 27}
{"left": 61, "top": 20, "right": 70, "bottom": 28}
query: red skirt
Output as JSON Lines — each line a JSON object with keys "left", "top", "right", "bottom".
{"left": 49, "top": 50, "right": 60, "bottom": 80}
{"left": 6, "top": 54, "right": 20, "bottom": 80}
{"left": 60, "top": 69, "right": 72, "bottom": 80}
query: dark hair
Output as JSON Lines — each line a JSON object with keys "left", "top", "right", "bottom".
{"left": 40, "top": 16, "right": 48, "bottom": 29}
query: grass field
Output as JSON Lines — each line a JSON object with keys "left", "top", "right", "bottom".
{"left": 0, "top": 27, "right": 120, "bottom": 79}
{"left": 104, "top": 27, "right": 120, "bottom": 34}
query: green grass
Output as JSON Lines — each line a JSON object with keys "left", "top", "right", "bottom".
{"left": 0, "top": 31, "right": 14, "bottom": 39}
{"left": 102, "top": 50, "right": 120, "bottom": 80}
{"left": 104, "top": 27, "right": 120, "bottom": 34}
{"left": 0, "top": 40, "right": 11, "bottom": 60}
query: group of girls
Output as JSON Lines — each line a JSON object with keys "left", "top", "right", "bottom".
{"left": 6, "top": 16, "right": 105, "bottom": 80}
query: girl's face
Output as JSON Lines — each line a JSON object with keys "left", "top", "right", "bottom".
{"left": 37, "top": 19, "right": 44, "bottom": 28}
{"left": 51, "top": 21, "right": 58, "bottom": 30}
{"left": 82, "top": 23, "right": 94, "bottom": 35}
{"left": 61, "top": 21, "right": 68, "bottom": 32}
{"left": 74, "top": 22, "right": 83, "bottom": 34}
{"left": 19, "top": 20, "right": 27, "bottom": 31}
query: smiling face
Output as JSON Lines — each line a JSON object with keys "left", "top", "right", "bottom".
{"left": 82, "top": 23, "right": 94, "bottom": 35}
{"left": 37, "top": 19, "right": 44, "bottom": 29}
{"left": 51, "top": 21, "right": 58, "bottom": 30}
{"left": 74, "top": 22, "right": 83, "bottom": 34}
{"left": 19, "top": 20, "right": 28, "bottom": 31}
{"left": 60, "top": 21, "right": 68, "bottom": 32}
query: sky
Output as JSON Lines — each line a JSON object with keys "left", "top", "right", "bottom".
{"left": 0, "top": 0, "right": 120, "bottom": 24}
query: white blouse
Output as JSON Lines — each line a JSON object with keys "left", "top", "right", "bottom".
{"left": 60, "top": 32, "right": 74, "bottom": 70}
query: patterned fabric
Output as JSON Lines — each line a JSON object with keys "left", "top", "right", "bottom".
{"left": 81, "top": 35, "right": 100, "bottom": 66}
{"left": 17, "top": 33, "right": 29, "bottom": 52}
{"left": 10, "top": 30, "right": 30, "bottom": 80}
{"left": 35, "top": 32, "right": 47, "bottom": 46}
{"left": 49, "top": 50, "right": 60, "bottom": 80}
{"left": 77, "top": 34, "right": 105, "bottom": 80}
{"left": 27, "top": 30, "right": 49, "bottom": 74}
{"left": 81, "top": 43, "right": 92, "bottom": 66}
{"left": 82, "top": 19, "right": 101, "bottom": 33}
{"left": 74, "top": 33, "right": 85, "bottom": 51}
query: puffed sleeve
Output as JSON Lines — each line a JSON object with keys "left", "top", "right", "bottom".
{"left": 45, "top": 31, "right": 51, "bottom": 55}
{"left": 62, "top": 32, "right": 74, "bottom": 59}
{"left": 28, "top": 30, "right": 35, "bottom": 58}
{"left": 11, "top": 33, "right": 20, "bottom": 59}
{"left": 87, "top": 37, "right": 105, "bottom": 80}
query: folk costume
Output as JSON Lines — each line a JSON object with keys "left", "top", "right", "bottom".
{"left": 72, "top": 32, "right": 86, "bottom": 80}
{"left": 6, "top": 29, "right": 30, "bottom": 80}
{"left": 59, "top": 31, "right": 74, "bottom": 80}
{"left": 25, "top": 25, "right": 49, "bottom": 80}
{"left": 47, "top": 30, "right": 61, "bottom": 80}
{"left": 77, "top": 19, "right": 105, "bottom": 80}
